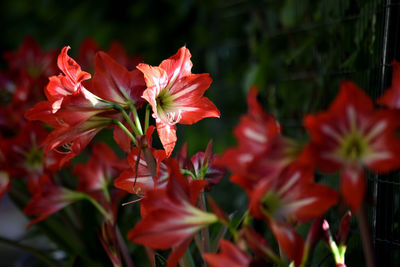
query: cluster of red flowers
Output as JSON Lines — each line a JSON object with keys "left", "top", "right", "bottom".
{"left": 1, "top": 37, "right": 400, "bottom": 267}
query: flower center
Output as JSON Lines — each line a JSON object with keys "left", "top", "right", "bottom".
{"left": 340, "top": 133, "right": 367, "bottom": 161}
{"left": 26, "top": 147, "right": 44, "bottom": 171}
{"left": 261, "top": 191, "right": 282, "bottom": 219}
{"left": 156, "top": 90, "right": 182, "bottom": 125}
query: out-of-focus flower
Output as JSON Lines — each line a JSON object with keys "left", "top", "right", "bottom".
{"left": 180, "top": 141, "right": 226, "bottom": 190}
{"left": 218, "top": 87, "right": 280, "bottom": 175}
{"left": 23, "top": 176, "right": 84, "bottom": 228}
{"left": 304, "top": 81, "right": 400, "bottom": 211}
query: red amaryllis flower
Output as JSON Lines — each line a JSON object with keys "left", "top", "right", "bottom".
{"left": 44, "top": 46, "right": 91, "bottom": 108}
{"left": 114, "top": 146, "right": 168, "bottom": 195}
{"left": 114, "top": 125, "right": 168, "bottom": 195}
{"left": 179, "top": 141, "right": 226, "bottom": 190}
{"left": 128, "top": 159, "right": 218, "bottom": 267}
{"left": 0, "top": 122, "right": 62, "bottom": 193}
{"left": 247, "top": 165, "right": 337, "bottom": 266}
{"left": 304, "top": 81, "right": 400, "bottom": 211}
{"left": 75, "top": 142, "right": 127, "bottom": 195}
{"left": 377, "top": 60, "right": 400, "bottom": 109}
{"left": 26, "top": 46, "right": 112, "bottom": 127}
{"left": 23, "top": 176, "right": 84, "bottom": 228}
{"left": 218, "top": 87, "right": 280, "bottom": 174}
{"left": 42, "top": 116, "right": 113, "bottom": 168}
{"left": 138, "top": 47, "right": 220, "bottom": 156}
{"left": 3, "top": 36, "right": 57, "bottom": 78}
{"left": 91, "top": 51, "right": 146, "bottom": 108}
{"left": 249, "top": 165, "right": 338, "bottom": 223}
{"left": 203, "top": 240, "right": 251, "bottom": 267}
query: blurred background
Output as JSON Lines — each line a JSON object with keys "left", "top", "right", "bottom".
{"left": 0, "top": 0, "right": 399, "bottom": 266}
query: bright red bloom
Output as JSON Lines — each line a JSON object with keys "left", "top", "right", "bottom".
{"left": 377, "top": 60, "right": 400, "bottom": 108}
{"left": 128, "top": 159, "right": 218, "bottom": 267}
{"left": 138, "top": 47, "right": 220, "bottom": 156}
{"left": 23, "top": 176, "right": 84, "bottom": 228}
{"left": 91, "top": 51, "right": 145, "bottom": 108}
{"left": 114, "top": 146, "right": 168, "bottom": 195}
{"left": 26, "top": 46, "right": 112, "bottom": 128}
{"left": 44, "top": 46, "right": 91, "bottom": 108}
{"left": 27, "top": 46, "right": 145, "bottom": 167}
{"left": 203, "top": 240, "right": 251, "bottom": 267}
{"left": 304, "top": 81, "right": 400, "bottom": 211}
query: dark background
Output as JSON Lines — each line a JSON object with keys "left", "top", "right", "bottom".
{"left": 1, "top": 0, "right": 399, "bottom": 266}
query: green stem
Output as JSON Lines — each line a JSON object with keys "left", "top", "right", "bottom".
{"left": 113, "top": 119, "right": 137, "bottom": 146}
{"left": 199, "top": 193, "right": 210, "bottom": 256}
{"left": 264, "top": 248, "right": 289, "bottom": 267}
{"left": 112, "top": 104, "right": 141, "bottom": 136}
{"left": 144, "top": 104, "right": 151, "bottom": 132}
{"left": 129, "top": 102, "right": 143, "bottom": 135}
{"left": 221, "top": 220, "right": 239, "bottom": 242}
{"left": 82, "top": 194, "right": 112, "bottom": 221}
{"left": 181, "top": 169, "right": 196, "bottom": 179}
{"left": 0, "top": 236, "right": 58, "bottom": 267}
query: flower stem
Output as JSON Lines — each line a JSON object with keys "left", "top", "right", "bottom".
{"left": 0, "top": 236, "right": 58, "bottom": 267}
{"left": 112, "top": 104, "right": 141, "bottom": 136}
{"left": 129, "top": 102, "right": 143, "bottom": 135}
{"left": 82, "top": 194, "right": 112, "bottom": 221}
{"left": 181, "top": 169, "right": 196, "bottom": 179}
{"left": 144, "top": 104, "right": 151, "bottom": 132}
{"left": 198, "top": 193, "right": 210, "bottom": 266}
{"left": 113, "top": 119, "right": 137, "bottom": 146}
{"left": 356, "top": 205, "right": 375, "bottom": 267}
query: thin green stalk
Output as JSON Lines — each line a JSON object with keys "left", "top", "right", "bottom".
{"left": 221, "top": 220, "right": 238, "bottom": 242}
{"left": 82, "top": 194, "right": 112, "bottom": 221}
{"left": 263, "top": 247, "right": 289, "bottom": 267}
{"left": 144, "top": 104, "right": 151, "bottom": 132}
{"left": 112, "top": 104, "right": 141, "bottom": 136}
{"left": 0, "top": 236, "right": 58, "bottom": 267}
{"left": 113, "top": 119, "right": 137, "bottom": 146}
{"left": 199, "top": 193, "right": 210, "bottom": 256}
{"left": 129, "top": 102, "right": 143, "bottom": 135}
{"left": 181, "top": 169, "right": 196, "bottom": 179}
